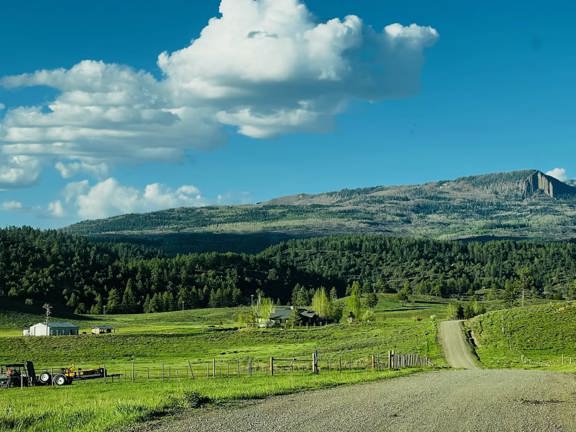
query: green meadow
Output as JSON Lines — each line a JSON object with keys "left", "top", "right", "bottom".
{"left": 0, "top": 295, "right": 446, "bottom": 432}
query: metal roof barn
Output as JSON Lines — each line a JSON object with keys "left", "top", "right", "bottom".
{"left": 25, "top": 322, "right": 79, "bottom": 336}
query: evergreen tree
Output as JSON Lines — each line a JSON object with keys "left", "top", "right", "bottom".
{"left": 329, "top": 287, "right": 338, "bottom": 302}
{"left": 148, "top": 293, "right": 161, "bottom": 313}
{"left": 106, "top": 289, "right": 121, "bottom": 314}
{"left": 121, "top": 280, "right": 137, "bottom": 313}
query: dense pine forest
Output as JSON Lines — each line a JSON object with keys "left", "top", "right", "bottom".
{"left": 261, "top": 236, "right": 576, "bottom": 299}
{"left": 2, "top": 227, "right": 576, "bottom": 314}
{"left": 0, "top": 227, "right": 328, "bottom": 314}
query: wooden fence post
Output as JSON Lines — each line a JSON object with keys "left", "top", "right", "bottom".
{"left": 270, "top": 357, "right": 274, "bottom": 376}
{"left": 131, "top": 360, "right": 135, "bottom": 382}
{"left": 312, "top": 351, "right": 319, "bottom": 374}
{"left": 371, "top": 355, "right": 376, "bottom": 370}
{"left": 212, "top": 358, "right": 216, "bottom": 378}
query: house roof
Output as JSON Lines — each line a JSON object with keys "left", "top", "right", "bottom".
{"left": 32, "top": 322, "right": 79, "bottom": 329}
{"left": 92, "top": 325, "right": 114, "bottom": 329}
{"left": 269, "top": 307, "right": 292, "bottom": 320}
{"left": 268, "top": 307, "right": 319, "bottom": 321}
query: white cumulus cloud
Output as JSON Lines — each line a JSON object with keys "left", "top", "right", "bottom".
{"left": 0, "top": 155, "right": 41, "bottom": 187}
{"left": 63, "top": 178, "right": 205, "bottom": 220}
{"left": 0, "top": 0, "right": 438, "bottom": 187}
{"left": 546, "top": 168, "right": 568, "bottom": 182}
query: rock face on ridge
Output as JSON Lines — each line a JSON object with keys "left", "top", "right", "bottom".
{"left": 522, "top": 171, "right": 576, "bottom": 199}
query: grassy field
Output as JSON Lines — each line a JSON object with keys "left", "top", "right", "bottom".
{"left": 467, "top": 301, "right": 576, "bottom": 370}
{"left": 0, "top": 308, "right": 238, "bottom": 337}
{"left": 0, "top": 295, "right": 447, "bottom": 370}
{"left": 0, "top": 295, "right": 446, "bottom": 432}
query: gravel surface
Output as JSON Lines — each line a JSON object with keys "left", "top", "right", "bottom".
{"left": 142, "top": 369, "right": 576, "bottom": 432}
{"left": 139, "top": 322, "right": 576, "bottom": 431}
{"left": 439, "top": 320, "right": 479, "bottom": 369}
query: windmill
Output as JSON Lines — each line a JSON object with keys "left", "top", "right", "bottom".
{"left": 42, "top": 303, "right": 53, "bottom": 326}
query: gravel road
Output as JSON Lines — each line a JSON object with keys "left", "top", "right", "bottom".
{"left": 143, "top": 369, "right": 576, "bottom": 432}
{"left": 439, "top": 320, "right": 479, "bottom": 369}
{"left": 140, "top": 322, "right": 576, "bottom": 431}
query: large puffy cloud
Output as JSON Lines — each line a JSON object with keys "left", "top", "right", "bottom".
{"left": 0, "top": 0, "right": 438, "bottom": 186}
{"left": 61, "top": 178, "right": 204, "bottom": 220}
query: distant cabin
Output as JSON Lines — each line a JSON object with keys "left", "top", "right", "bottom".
{"left": 260, "top": 306, "right": 324, "bottom": 327}
{"left": 91, "top": 325, "right": 114, "bottom": 335}
{"left": 24, "top": 322, "right": 79, "bottom": 336}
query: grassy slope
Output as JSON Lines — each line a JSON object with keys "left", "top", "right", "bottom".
{"left": 0, "top": 295, "right": 445, "bottom": 432}
{"left": 467, "top": 302, "right": 576, "bottom": 369}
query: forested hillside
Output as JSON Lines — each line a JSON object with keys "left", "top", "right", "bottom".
{"left": 0, "top": 228, "right": 329, "bottom": 314}
{"left": 261, "top": 236, "right": 576, "bottom": 299}
{"left": 2, "top": 228, "right": 576, "bottom": 315}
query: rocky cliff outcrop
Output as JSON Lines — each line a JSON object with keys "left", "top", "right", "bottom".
{"left": 522, "top": 171, "right": 576, "bottom": 199}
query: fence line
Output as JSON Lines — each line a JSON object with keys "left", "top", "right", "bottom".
{"left": 77, "top": 351, "right": 432, "bottom": 384}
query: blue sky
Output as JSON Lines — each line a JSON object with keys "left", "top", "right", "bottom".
{"left": 1, "top": 0, "right": 575, "bottom": 227}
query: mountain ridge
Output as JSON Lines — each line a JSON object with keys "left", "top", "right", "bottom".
{"left": 65, "top": 169, "right": 576, "bottom": 253}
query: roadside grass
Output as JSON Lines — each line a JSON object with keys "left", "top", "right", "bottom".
{"left": 467, "top": 301, "right": 576, "bottom": 370}
{"left": 0, "top": 368, "right": 424, "bottom": 432}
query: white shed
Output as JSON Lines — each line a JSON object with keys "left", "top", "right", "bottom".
{"left": 26, "top": 322, "right": 79, "bottom": 336}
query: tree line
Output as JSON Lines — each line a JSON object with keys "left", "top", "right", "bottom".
{"left": 2, "top": 228, "right": 576, "bottom": 315}
{"left": 0, "top": 227, "right": 329, "bottom": 314}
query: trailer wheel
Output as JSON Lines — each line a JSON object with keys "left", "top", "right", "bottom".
{"left": 53, "top": 374, "right": 68, "bottom": 386}
{"left": 39, "top": 372, "right": 52, "bottom": 385}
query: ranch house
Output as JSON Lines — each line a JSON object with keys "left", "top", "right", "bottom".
{"left": 23, "top": 322, "right": 80, "bottom": 336}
